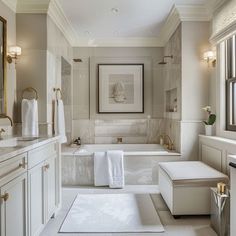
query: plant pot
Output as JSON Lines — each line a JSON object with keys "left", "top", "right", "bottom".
{"left": 205, "top": 125, "right": 213, "bottom": 136}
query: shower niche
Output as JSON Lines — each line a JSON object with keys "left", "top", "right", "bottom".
{"left": 165, "top": 88, "right": 177, "bottom": 113}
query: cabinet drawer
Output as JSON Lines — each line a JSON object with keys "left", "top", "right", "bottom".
{"left": 0, "top": 153, "right": 27, "bottom": 185}
{"left": 28, "top": 142, "right": 57, "bottom": 169}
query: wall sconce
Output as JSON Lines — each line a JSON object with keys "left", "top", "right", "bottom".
{"left": 7, "top": 46, "right": 22, "bottom": 64}
{"left": 203, "top": 50, "right": 216, "bottom": 67}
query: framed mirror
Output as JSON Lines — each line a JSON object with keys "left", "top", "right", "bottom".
{"left": 0, "top": 16, "right": 6, "bottom": 114}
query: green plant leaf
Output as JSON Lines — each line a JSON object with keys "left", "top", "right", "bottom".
{"left": 203, "top": 121, "right": 208, "bottom": 125}
{"left": 208, "top": 114, "right": 216, "bottom": 125}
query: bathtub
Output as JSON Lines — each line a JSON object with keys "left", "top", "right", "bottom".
{"left": 62, "top": 144, "right": 181, "bottom": 186}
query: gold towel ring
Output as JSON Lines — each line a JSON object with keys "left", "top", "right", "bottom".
{"left": 53, "top": 88, "right": 62, "bottom": 100}
{"left": 22, "top": 87, "right": 38, "bottom": 100}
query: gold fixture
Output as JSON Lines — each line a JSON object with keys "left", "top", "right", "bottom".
{"left": 158, "top": 55, "right": 173, "bottom": 65}
{"left": 203, "top": 50, "right": 216, "bottom": 67}
{"left": 53, "top": 88, "right": 62, "bottom": 100}
{"left": 0, "top": 128, "right": 5, "bottom": 139}
{"left": 19, "top": 162, "right": 27, "bottom": 169}
{"left": 43, "top": 164, "right": 50, "bottom": 171}
{"left": 117, "top": 137, "right": 123, "bottom": 144}
{"left": 7, "top": 46, "right": 22, "bottom": 64}
{"left": 1, "top": 193, "right": 9, "bottom": 202}
{"left": 163, "top": 134, "right": 175, "bottom": 151}
{"left": 0, "top": 114, "right": 13, "bottom": 126}
{"left": 22, "top": 87, "right": 38, "bottom": 100}
{"left": 73, "top": 58, "right": 83, "bottom": 62}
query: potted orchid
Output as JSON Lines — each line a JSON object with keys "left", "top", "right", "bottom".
{"left": 202, "top": 106, "right": 216, "bottom": 136}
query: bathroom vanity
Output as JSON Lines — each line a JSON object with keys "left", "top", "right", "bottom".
{"left": 0, "top": 136, "right": 61, "bottom": 236}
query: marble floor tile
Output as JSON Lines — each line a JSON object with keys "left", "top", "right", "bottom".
{"left": 40, "top": 186, "right": 217, "bottom": 236}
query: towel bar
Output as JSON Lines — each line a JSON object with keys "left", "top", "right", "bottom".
{"left": 22, "top": 87, "right": 38, "bottom": 100}
{"left": 53, "top": 88, "right": 62, "bottom": 100}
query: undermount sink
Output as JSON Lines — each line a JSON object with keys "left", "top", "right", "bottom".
{"left": 0, "top": 137, "right": 40, "bottom": 147}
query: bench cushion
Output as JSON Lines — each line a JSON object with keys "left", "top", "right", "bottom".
{"left": 159, "top": 161, "right": 228, "bottom": 186}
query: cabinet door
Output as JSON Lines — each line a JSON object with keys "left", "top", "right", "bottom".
{"left": 28, "top": 162, "right": 45, "bottom": 236}
{"left": 45, "top": 155, "right": 56, "bottom": 222}
{"left": 0, "top": 173, "right": 27, "bottom": 236}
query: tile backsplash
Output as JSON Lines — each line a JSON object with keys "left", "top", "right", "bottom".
{"left": 72, "top": 118, "right": 164, "bottom": 144}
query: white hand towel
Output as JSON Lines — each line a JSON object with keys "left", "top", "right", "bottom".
{"left": 94, "top": 152, "right": 109, "bottom": 186}
{"left": 54, "top": 99, "right": 67, "bottom": 143}
{"left": 107, "top": 150, "right": 124, "bottom": 189}
{"left": 22, "top": 99, "right": 39, "bottom": 137}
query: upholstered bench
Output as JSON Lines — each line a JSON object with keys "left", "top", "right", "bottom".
{"left": 159, "top": 161, "right": 229, "bottom": 216}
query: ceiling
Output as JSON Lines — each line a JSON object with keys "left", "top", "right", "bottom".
{"left": 58, "top": 0, "right": 213, "bottom": 43}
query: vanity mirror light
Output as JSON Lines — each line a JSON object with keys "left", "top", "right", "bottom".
{"left": 0, "top": 16, "right": 7, "bottom": 114}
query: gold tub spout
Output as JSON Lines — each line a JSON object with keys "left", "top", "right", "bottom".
{"left": 164, "top": 134, "right": 174, "bottom": 150}
{"left": 117, "top": 137, "right": 123, "bottom": 144}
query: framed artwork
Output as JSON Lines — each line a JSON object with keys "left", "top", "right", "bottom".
{"left": 98, "top": 64, "right": 144, "bottom": 113}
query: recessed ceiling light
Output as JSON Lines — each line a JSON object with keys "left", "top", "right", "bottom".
{"left": 111, "top": 7, "right": 119, "bottom": 14}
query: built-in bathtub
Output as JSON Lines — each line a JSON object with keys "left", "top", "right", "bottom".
{"left": 62, "top": 144, "right": 181, "bottom": 186}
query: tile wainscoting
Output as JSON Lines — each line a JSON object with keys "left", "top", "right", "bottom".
{"left": 72, "top": 119, "right": 165, "bottom": 144}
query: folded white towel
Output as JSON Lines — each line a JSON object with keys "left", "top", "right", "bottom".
{"left": 94, "top": 152, "right": 109, "bottom": 186}
{"left": 22, "top": 99, "right": 39, "bottom": 137}
{"left": 54, "top": 99, "right": 67, "bottom": 143}
{"left": 107, "top": 150, "right": 124, "bottom": 189}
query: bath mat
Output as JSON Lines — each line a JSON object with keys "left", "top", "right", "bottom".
{"left": 59, "top": 193, "right": 164, "bottom": 233}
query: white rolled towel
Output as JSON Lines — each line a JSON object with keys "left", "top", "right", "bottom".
{"left": 22, "top": 99, "right": 39, "bottom": 137}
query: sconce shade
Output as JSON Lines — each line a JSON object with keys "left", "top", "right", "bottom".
{"left": 203, "top": 51, "right": 214, "bottom": 61}
{"left": 9, "top": 46, "right": 22, "bottom": 56}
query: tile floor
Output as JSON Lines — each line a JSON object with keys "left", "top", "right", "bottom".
{"left": 40, "top": 186, "right": 217, "bottom": 236}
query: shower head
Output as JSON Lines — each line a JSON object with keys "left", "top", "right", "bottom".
{"left": 158, "top": 60, "right": 167, "bottom": 65}
{"left": 158, "top": 55, "right": 173, "bottom": 65}
{"left": 73, "top": 58, "right": 83, "bottom": 62}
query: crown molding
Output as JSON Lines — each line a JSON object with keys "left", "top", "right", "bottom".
{"left": 48, "top": 0, "right": 78, "bottom": 46}
{"left": 16, "top": 0, "right": 50, "bottom": 13}
{"left": 73, "top": 37, "right": 163, "bottom": 47}
{"left": 1, "top": 0, "right": 17, "bottom": 12}
{"left": 2, "top": 1, "right": 213, "bottom": 47}
{"left": 176, "top": 5, "right": 210, "bottom": 21}
{"left": 159, "top": 5, "right": 181, "bottom": 46}
{"left": 160, "top": 4, "right": 211, "bottom": 46}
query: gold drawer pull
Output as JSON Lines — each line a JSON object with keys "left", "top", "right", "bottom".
{"left": 1, "top": 193, "right": 9, "bottom": 202}
{"left": 43, "top": 164, "right": 50, "bottom": 171}
{"left": 19, "top": 162, "right": 27, "bottom": 169}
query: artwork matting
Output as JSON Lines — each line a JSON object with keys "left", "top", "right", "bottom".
{"left": 98, "top": 64, "right": 144, "bottom": 113}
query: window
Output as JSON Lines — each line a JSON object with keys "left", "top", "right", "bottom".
{"left": 226, "top": 35, "right": 236, "bottom": 131}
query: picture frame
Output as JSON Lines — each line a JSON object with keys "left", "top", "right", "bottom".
{"left": 98, "top": 64, "right": 144, "bottom": 113}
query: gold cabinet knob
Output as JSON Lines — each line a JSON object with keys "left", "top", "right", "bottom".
{"left": 19, "top": 162, "right": 27, "bottom": 169}
{"left": 43, "top": 164, "right": 50, "bottom": 171}
{"left": 1, "top": 193, "right": 9, "bottom": 202}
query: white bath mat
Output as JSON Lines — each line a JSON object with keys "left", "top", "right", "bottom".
{"left": 60, "top": 194, "right": 164, "bottom": 233}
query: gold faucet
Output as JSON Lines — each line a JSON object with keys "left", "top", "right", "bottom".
{"left": 163, "top": 134, "right": 174, "bottom": 150}
{"left": 0, "top": 128, "right": 5, "bottom": 139}
{"left": 117, "top": 137, "right": 123, "bottom": 144}
{"left": 0, "top": 114, "right": 13, "bottom": 127}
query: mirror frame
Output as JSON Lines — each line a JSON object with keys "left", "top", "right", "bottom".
{"left": 0, "top": 16, "right": 7, "bottom": 115}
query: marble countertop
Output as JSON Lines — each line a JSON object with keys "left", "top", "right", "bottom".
{"left": 0, "top": 136, "right": 60, "bottom": 163}
{"left": 229, "top": 155, "right": 236, "bottom": 164}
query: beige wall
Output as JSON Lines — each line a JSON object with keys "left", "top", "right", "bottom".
{"left": 16, "top": 13, "right": 72, "bottom": 135}
{"left": 163, "top": 22, "right": 211, "bottom": 159}
{"left": 71, "top": 47, "right": 165, "bottom": 143}
{"left": 0, "top": 1, "right": 16, "bottom": 122}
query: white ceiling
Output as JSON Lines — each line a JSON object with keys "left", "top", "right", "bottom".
{"left": 58, "top": 0, "right": 211, "bottom": 40}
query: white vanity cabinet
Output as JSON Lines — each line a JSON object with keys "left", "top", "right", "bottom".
{"left": 28, "top": 141, "right": 59, "bottom": 236}
{"left": 0, "top": 153, "right": 28, "bottom": 236}
{"left": 0, "top": 137, "right": 61, "bottom": 236}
